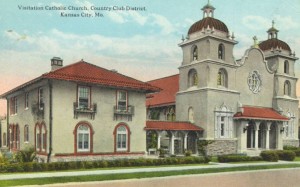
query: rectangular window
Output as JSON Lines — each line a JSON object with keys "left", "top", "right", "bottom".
{"left": 78, "top": 133, "right": 89, "bottom": 151}
{"left": 25, "top": 93, "right": 29, "bottom": 109}
{"left": 78, "top": 86, "right": 90, "bottom": 109}
{"left": 38, "top": 88, "right": 44, "bottom": 110}
{"left": 117, "top": 91, "right": 127, "bottom": 111}
{"left": 10, "top": 97, "right": 18, "bottom": 115}
{"left": 220, "top": 116, "right": 225, "bottom": 137}
{"left": 117, "top": 134, "right": 127, "bottom": 150}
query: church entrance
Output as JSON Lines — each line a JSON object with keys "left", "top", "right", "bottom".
{"left": 258, "top": 122, "right": 267, "bottom": 149}
{"left": 269, "top": 123, "right": 277, "bottom": 149}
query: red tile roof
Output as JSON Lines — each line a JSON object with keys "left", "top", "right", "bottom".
{"left": 146, "top": 74, "right": 179, "bottom": 107}
{"left": 233, "top": 106, "right": 289, "bottom": 121}
{"left": 188, "top": 17, "right": 229, "bottom": 35}
{"left": 145, "top": 121, "right": 203, "bottom": 131}
{"left": 1, "top": 60, "right": 160, "bottom": 97}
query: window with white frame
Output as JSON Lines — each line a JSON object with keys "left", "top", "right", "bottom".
{"left": 77, "top": 125, "right": 90, "bottom": 152}
{"left": 38, "top": 88, "right": 44, "bottom": 110}
{"left": 78, "top": 86, "right": 90, "bottom": 109}
{"left": 285, "top": 112, "right": 295, "bottom": 139}
{"left": 117, "top": 91, "right": 127, "bottom": 111}
{"left": 214, "top": 105, "right": 233, "bottom": 138}
{"left": 25, "top": 92, "right": 29, "bottom": 109}
{"left": 116, "top": 126, "right": 127, "bottom": 151}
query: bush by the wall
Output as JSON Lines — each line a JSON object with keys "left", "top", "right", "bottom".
{"left": 260, "top": 151, "right": 279, "bottom": 162}
{"left": 283, "top": 146, "right": 300, "bottom": 157}
{"left": 0, "top": 156, "right": 210, "bottom": 173}
{"left": 218, "top": 155, "right": 262, "bottom": 163}
{"left": 276, "top": 150, "right": 296, "bottom": 161}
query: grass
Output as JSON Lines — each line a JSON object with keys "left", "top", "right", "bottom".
{"left": 294, "top": 157, "right": 300, "bottom": 161}
{"left": 1, "top": 163, "right": 300, "bottom": 187}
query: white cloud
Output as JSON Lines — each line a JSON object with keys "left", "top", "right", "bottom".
{"left": 242, "top": 16, "right": 269, "bottom": 31}
{"left": 150, "top": 14, "right": 175, "bottom": 35}
{"left": 273, "top": 15, "right": 299, "bottom": 30}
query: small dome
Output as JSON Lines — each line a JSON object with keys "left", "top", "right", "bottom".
{"left": 188, "top": 17, "right": 229, "bottom": 35}
{"left": 259, "top": 38, "right": 291, "bottom": 52}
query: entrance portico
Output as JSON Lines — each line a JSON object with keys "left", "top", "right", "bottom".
{"left": 234, "top": 106, "right": 289, "bottom": 155}
{"left": 145, "top": 121, "right": 203, "bottom": 155}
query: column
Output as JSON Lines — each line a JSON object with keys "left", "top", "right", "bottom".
{"left": 169, "top": 132, "right": 174, "bottom": 155}
{"left": 266, "top": 122, "right": 271, "bottom": 150}
{"left": 184, "top": 132, "right": 188, "bottom": 151}
{"left": 254, "top": 122, "right": 259, "bottom": 150}
{"left": 156, "top": 131, "right": 161, "bottom": 150}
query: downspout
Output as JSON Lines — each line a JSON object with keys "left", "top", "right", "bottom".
{"left": 47, "top": 80, "right": 53, "bottom": 163}
{"left": 6, "top": 99, "right": 9, "bottom": 149}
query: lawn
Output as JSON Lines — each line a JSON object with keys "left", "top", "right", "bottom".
{"left": 1, "top": 163, "right": 300, "bottom": 187}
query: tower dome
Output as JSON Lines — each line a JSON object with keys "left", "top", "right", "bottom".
{"left": 188, "top": 1, "right": 229, "bottom": 35}
{"left": 259, "top": 21, "right": 291, "bottom": 52}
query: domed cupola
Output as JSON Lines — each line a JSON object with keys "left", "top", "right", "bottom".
{"left": 259, "top": 21, "right": 291, "bottom": 52}
{"left": 188, "top": 0, "right": 229, "bottom": 35}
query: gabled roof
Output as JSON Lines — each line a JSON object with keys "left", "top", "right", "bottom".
{"left": 1, "top": 60, "right": 160, "bottom": 98}
{"left": 233, "top": 106, "right": 289, "bottom": 121}
{"left": 145, "top": 121, "right": 203, "bottom": 131}
{"left": 146, "top": 74, "right": 179, "bottom": 107}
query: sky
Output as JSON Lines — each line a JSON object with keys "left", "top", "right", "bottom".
{"left": 0, "top": 0, "right": 300, "bottom": 116}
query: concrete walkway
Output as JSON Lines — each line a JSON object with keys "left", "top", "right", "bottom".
{"left": 0, "top": 161, "right": 300, "bottom": 181}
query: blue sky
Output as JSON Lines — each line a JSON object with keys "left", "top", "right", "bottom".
{"left": 0, "top": 0, "right": 300, "bottom": 115}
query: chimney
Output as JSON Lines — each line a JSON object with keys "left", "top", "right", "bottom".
{"left": 51, "top": 57, "right": 63, "bottom": 71}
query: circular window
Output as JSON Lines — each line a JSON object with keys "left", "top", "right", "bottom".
{"left": 247, "top": 70, "right": 262, "bottom": 93}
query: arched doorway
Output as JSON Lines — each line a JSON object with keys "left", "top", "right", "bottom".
{"left": 269, "top": 123, "right": 277, "bottom": 149}
{"left": 187, "top": 131, "right": 197, "bottom": 154}
{"left": 174, "top": 131, "right": 184, "bottom": 155}
{"left": 247, "top": 121, "right": 256, "bottom": 149}
{"left": 146, "top": 131, "right": 157, "bottom": 150}
{"left": 258, "top": 122, "right": 267, "bottom": 149}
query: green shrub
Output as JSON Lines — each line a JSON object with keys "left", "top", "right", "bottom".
{"left": 14, "top": 147, "right": 36, "bottom": 163}
{"left": 218, "top": 155, "right": 262, "bottom": 163}
{"left": 283, "top": 146, "right": 298, "bottom": 150}
{"left": 276, "top": 150, "right": 296, "bottom": 161}
{"left": 260, "top": 151, "right": 279, "bottom": 162}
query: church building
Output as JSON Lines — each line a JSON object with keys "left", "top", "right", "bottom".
{"left": 146, "top": 1, "right": 299, "bottom": 156}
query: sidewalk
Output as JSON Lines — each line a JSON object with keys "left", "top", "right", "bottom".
{"left": 1, "top": 161, "right": 300, "bottom": 181}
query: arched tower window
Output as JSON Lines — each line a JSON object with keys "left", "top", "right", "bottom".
{"left": 188, "top": 69, "right": 198, "bottom": 87}
{"left": 284, "top": 60, "right": 289, "bottom": 74}
{"left": 218, "top": 44, "right": 225, "bottom": 60}
{"left": 217, "top": 68, "right": 228, "bottom": 87}
{"left": 284, "top": 80, "right": 291, "bottom": 96}
{"left": 192, "top": 45, "right": 198, "bottom": 61}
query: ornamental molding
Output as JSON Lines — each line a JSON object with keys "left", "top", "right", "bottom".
{"left": 247, "top": 70, "right": 262, "bottom": 94}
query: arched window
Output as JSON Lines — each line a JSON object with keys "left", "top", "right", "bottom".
{"left": 192, "top": 45, "right": 198, "bottom": 61}
{"left": 217, "top": 69, "right": 228, "bottom": 87}
{"left": 77, "top": 125, "right": 90, "bottom": 152}
{"left": 188, "top": 69, "right": 198, "bottom": 87}
{"left": 284, "top": 80, "right": 291, "bottom": 96}
{"left": 218, "top": 44, "right": 225, "bottom": 60}
{"left": 114, "top": 123, "right": 130, "bottom": 152}
{"left": 284, "top": 60, "right": 289, "bottom": 74}
{"left": 188, "top": 107, "right": 194, "bottom": 123}
{"left": 24, "top": 125, "right": 29, "bottom": 142}
{"left": 74, "top": 122, "right": 93, "bottom": 154}
{"left": 35, "top": 124, "right": 41, "bottom": 152}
